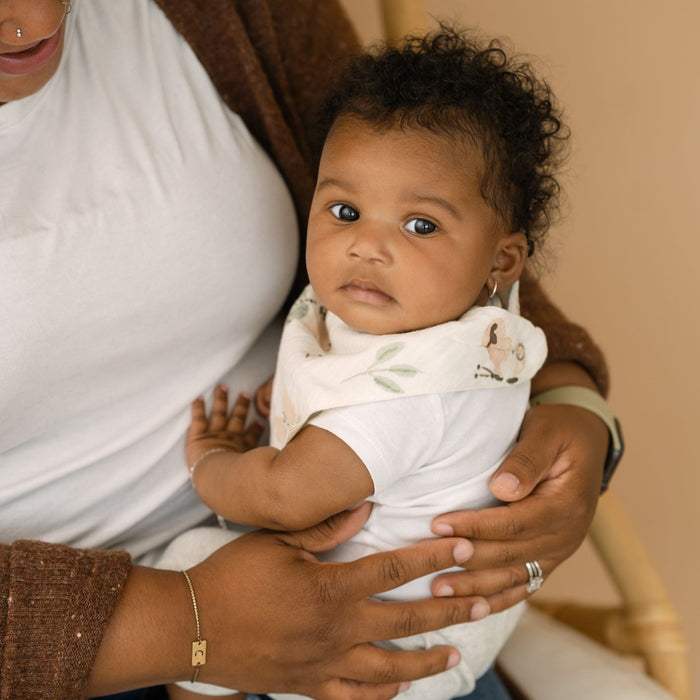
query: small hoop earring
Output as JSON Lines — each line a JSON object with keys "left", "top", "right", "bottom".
{"left": 60, "top": 1, "right": 72, "bottom": 14}
{"left": 16, "top": 27, "right": 23, "bottom": 38}
{"left": 488, "top": 280, "right": 498, "bottom": 299}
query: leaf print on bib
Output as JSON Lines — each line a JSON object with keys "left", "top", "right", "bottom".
{"left": 287, "top": 299, "right": 310, "bottom": 322}
{"left": 344, "top": 342, "right": 420, "bottom": 394}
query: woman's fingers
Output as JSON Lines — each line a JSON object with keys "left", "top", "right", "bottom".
{"left": 490, "top": 404, "right": 607, "bottom": 502}
{"left": 313, "top": 678, "right": 411, "bottom": 700}
{"left": 333, "top": 536, "right": 473, "bottom": 600}
{"left": 304, "top": 628, "right": 464, "bottom": 699}
{"left": 483, "top": 584, "right": 533, "bottom": 615}
{"left": 432, "top": 496, "right": 573, "bottom": 557}
{"left": 337, "top": 643, "right": 459, "bottom": 684}
{"left": 430, "top": 564, "right": 553, "bottom": 614}
{"left": 486, "top": 405, "right": 563, "bottom": 502}
{"left": 430, "top": 561, "right": 539, "bottom": 598}
{"left": 432, "top": 402, "right": 606, "bottom": 550}
{"left": 285, "top": 510, "right": 490, "bottom": 637}
{"left": 353, "top": 592, "right": 491, "bottom": 642}
{"left": 432, "top": 480, "right": 592, "bottom": 568}
{"left": 424, "top": 402, "right": 610, "bottom": 610}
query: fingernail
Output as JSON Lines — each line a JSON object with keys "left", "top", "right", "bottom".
{"left": 446, "top": 651, "right": 460, "bottom": 669}
{"left": 218, "top": 384, "right": 228, "bottom": 392}
{"left": 398, "top": 682, "right": 411, "bottom": 693}
{"left": 432, "top": 522, "right": 454, "bottom": 536}
{"left": 434, "top": 584, "right": 454, "bottom": 597}
{"left": 492, "top": 472, "right": 520, "bottom": 496}
{"left": 470, "top": 600, "right": 491, "bottom": 621}
{"left": 452, "top": 541, "right": 473, "bottom": 564}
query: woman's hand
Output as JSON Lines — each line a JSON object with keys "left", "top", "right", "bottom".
{"left": 89, "top": 504, "right": 488, "bottom": 700}
{"left": 430, "top": 399, "right": 608, "bottom": 613}
{"left": 192, "top": 504, "right": 489, "bottom": 698}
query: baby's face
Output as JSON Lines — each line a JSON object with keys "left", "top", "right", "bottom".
{"left": 306, "top": 118, "right": 505, "bottom": 334}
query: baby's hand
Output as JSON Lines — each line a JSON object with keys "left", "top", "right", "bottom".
{"left": 255, "top": 375, "right": 274, "bottom": 418}
{"left": 186, "top": 386, "right": 265, "bottom": 469}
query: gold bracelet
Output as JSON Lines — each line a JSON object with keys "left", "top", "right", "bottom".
{"left": 188, "top": 448, "right": 228, "bottom": 484}
{"left": 182, "top": 570, "right": 207, "bottom": 683}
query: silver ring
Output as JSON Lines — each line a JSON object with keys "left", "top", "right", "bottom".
{"left": 525, "top": 560, "right": 543, "bottom": 593}
{"left": 61, "top": 1, "right": 72, "bottom": 14}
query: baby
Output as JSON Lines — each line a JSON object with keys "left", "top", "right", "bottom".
{"left": 162, "top": 26, "right": 567, "bottom": 700}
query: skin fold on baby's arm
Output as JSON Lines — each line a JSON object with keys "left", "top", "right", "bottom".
{"left": 186, "top": 385, "right": 374, "bottom": 531}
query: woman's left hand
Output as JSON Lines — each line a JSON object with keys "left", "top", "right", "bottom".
{"left": 429, "top": 399, "right": 609, "bottom": 612}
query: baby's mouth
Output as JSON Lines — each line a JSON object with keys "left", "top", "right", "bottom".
{"left": 341, "top": 281, "right": 395, "bottom": 305}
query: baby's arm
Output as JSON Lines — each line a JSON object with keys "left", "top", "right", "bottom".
{"left": 186, "top": 386, "right": 374, "bottom": 532}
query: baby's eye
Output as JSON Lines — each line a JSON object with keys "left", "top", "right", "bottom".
{"left": 405, "top": 218, "right": 438, "bottom": 236}
{"left": 330, "top": 204, "right": 360, "bottom": 221}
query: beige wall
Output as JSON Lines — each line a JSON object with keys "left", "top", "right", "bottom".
{"left": 341, "top": 0, "right": 699, "bottom": 692}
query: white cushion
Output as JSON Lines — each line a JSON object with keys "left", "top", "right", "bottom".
{"left": 497, "top": 606, "right": 675, "bottom": 699}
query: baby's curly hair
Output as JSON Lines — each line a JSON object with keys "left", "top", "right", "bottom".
{"left": 316, "top": 27, "right": 569, "bottom": 255}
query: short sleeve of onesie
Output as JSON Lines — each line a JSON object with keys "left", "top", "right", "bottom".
{"left": 307, "top": 394, "right": 445, "bottom": 494}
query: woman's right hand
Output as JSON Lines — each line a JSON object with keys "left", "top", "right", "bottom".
{"left": 89, "top": 504, "right": 486, "bottom": 700}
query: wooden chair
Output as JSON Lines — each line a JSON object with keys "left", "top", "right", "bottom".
{"left": 498, "top": 490, "right": 690, "bottom": 700}
{"left": 373, "top": 3, "right": 691, "bottom": 698}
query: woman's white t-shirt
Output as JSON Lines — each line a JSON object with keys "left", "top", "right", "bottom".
{"left": 0, "top": 0, "right": 298, "bottom": 561}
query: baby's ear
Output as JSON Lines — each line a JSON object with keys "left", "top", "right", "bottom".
{"left": 491, "top": 232, "right": 528, "bottom": 289}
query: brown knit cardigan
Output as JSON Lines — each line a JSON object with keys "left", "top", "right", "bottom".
{"left": 0, "top": 1, "right": 608, "bottom": 697}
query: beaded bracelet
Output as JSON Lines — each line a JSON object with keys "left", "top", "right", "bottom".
{"left": 188, "top": 448, "right": 228, "bottom": 484}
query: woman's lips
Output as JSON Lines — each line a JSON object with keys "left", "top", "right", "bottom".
{"left": 0, "top": 25, "right": 63, "bottom": 76}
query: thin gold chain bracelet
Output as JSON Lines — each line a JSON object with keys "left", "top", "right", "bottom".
{"left": 182, "top": 570, "right": 207, "bottom": 683}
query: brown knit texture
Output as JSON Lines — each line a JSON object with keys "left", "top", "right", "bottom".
{"left": 0, "top": 541, "right": 131, "bottom": 699}
{"left": 520, "top": 270, "right": 609, "bottom": 395}
{"left": 1, "top": 1, "right": 609, "bottom": 697}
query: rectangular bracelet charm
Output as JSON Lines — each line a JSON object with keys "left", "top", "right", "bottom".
{"left": 182, "top": 570, "right": 208, "bottom": 682}
{"left": 191, "top": 639, "right": 207, "bottom": 667}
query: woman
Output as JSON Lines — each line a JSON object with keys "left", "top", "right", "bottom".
{"left": 0, "top": 1, "right": 611, "bottom": 698}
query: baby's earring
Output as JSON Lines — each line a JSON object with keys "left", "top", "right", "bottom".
{"left": 488, "top": 279, "right": 498, "bottom": 299}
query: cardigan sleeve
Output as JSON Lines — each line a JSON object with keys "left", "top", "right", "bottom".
{"left": 0, "top": 541, "right": 131, "bottom": 700}
{"left": 520, "top": 271, "right": 609, "bottom": 396}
